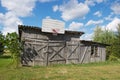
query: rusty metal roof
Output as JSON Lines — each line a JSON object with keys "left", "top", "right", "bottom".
{"left": 18, "top": 25, "right": 84, "bottom": 35}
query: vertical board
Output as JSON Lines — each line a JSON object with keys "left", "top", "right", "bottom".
{"left": 101, "top": 47, "right": 106, "bottom": 61}
{"left": 42, "top": 18, "right": 65, "bottom": 34}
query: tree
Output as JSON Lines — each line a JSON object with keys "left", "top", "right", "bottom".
{"left": 5, "top": 32, "right": 22, "bottom": 68}
{"left": 93, "top": 26, "right": 116, "bottom": 60}
{"left": 112, "top": 24, "right": 120, "bottom": 58}
{"left": 0, "top": 31, "right": 4, "bottom": 55}
{"left": 102, "top": 30, "right": 116, "bottom": 60}
{"left": 93, "top": 26, "right": 103, "bottom": 42}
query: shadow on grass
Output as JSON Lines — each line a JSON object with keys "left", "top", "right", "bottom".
{"left": 0, "top": 55, "right": 11, "bottom": 59}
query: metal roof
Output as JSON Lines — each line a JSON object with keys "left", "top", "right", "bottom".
{"left": 80, "top": 40, "right": 110, "bottom": 46}
{"left": 18, "top": 25, "right": 84, "bottom": 35}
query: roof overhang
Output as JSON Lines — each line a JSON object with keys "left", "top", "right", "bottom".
{"left": 18, "top": 25, "right": 84, "bottom": 38}
{"left": 80, "top": 40, "right": 110, "bottom": 46}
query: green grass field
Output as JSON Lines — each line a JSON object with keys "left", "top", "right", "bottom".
{"left": 0, "top": 55, "right": 120, "bottom": 80}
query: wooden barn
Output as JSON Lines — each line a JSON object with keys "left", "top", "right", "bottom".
{"left": 19, "top": 25, "right": 109, "bottom": 66}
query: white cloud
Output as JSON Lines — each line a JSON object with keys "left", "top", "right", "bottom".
{"left": 39, "top": 0, "right": 56, "bottom": 3}
{"left": 0, "top": 0, "right": 37, "bottom": 35}
{"left": 80, "top": 33, "right": 93, "bottom": 40}
{"left": 55, "top": 0, "right": 89, "bottom": 21}
{"left": 0, "top": 12, "right": 23, "bottom": 35}
{"left": 94, "top": 11, "right": 102, "bottom": 17}
{"left": 104, "top": 13, "right": 114, "bottom": 21}
{"left": 86, "top": 20, "right": 103, "bottom": 26}
{"left": 1, "top": 0, "right": 36, "bottom": 17}
{"left": 85, "top": 0, "right": 95, "bottom": 6}
{"left": 105, "top": 17, "right": 120, "bottom": 31}
{"left": 68, "top": 21, "right": 84, "bottom": 31}
{"left": 111, "top": 3, "right": 120, "bottom": 15}
{"left": 96, "top": 0, "right": 104, "bottom": 3}
{"left": 85, "top": 0, "right": 104, "bottom": 6}
{"left": 0, "top": 13, "right": 4, "bottom": 24}
{"left": 53, "top": 5, "right": 59, "bottom": 12}
{"left": 45, "top": 16, "right": 51, "bottom": 19}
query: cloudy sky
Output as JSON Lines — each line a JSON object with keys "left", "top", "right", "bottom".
{"left": 0, "top": 0, "right": 120, "bottom": 40}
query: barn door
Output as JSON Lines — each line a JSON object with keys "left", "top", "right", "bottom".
{"left": 80, "top": 45, "right": 91, "bottom": 63}
{"left": 46, "top": 41, "right": 81, "bottom": 65}
{"left": 47, "top": 41, "right": 66, "bottom": 65}
{"left": 66, "top": 41, "right": 80, "bottom": 64}
{"left": 21, "top": 40, "right": 48, "bottom": 66}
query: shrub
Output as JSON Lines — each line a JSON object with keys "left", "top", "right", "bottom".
{"left": 109, "top": 55, "right": 119, "bottom": 61}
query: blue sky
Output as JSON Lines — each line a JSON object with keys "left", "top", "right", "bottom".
{"left": 0, "top": 0, "right": 120, "bottom": 40}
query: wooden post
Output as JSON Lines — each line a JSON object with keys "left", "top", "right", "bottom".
{"left": 78, "top": 41, "right": 81, "bottom": 63}
{"left": 100, "top": 47, "right": 102, "bottom": 61}
{"left": 65, "top": 41, "right": 69, "bottom": 64}
{"left": 45, "top": 41, "right": 49, "bottom": 66}
{"left": 80, "top": 46, "right": 88, "bottom": 64}
{"left": 33, "top": 57, "right": 35, "bottom": 66}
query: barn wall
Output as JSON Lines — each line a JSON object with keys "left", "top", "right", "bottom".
{"left": 21, "top": 39, "right": 82, "bottom": 66}
{"left": 101, "top": 47, "right": 106, "bottom": 61}
{"left": 20, "top": 28, "right": 107, "bottom": 66}
{"left": 21, "top": 28, "right": 81, "bottom": 41}
{"left": 79, "top": 45, "right": 91, "bottom": 63}
{"left": 21, "top": 29, "right": 83, "bottom": 66}
{"left": 79, "top": 42, "right": 107, "bottom": 63}
{"left": 89, "top": 46, "right": 106, "bottom": 62}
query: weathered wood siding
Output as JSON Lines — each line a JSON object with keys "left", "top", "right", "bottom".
{"left": 19, "top": 26, "right": 107, "bottom": 66}
{"left": 20, "top": 27, "right": 81, "bottom": 41}
{"left": 21, "top": 39, "right": 82, "bottom": 66}
{"left": 21, "top": 28, "right": 83, "bottom": 66}
{"left": 90, "top": 46, "right": 106, "bottom": 62}
{"left": 80, "top": 45, "right": 91, "bottom": 63}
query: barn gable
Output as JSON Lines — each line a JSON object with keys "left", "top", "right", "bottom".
{"left": 19, "top": 25, "right": 84, "bottom": 41}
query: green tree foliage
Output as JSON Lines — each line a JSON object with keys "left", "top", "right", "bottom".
{"left": 93, "top": 26, "right": 115, "bottom": 44}
{"left": 93, "top": 26, "right": 116, "bottom": 60}
{"left": 112, "top": 24, "right": 120, "bottom": 58}
{"left": 0, "top": 31, "right": 4, "bottom": 55}
{"left": 102, "top": 30, "right": 116, "bottom": 60}
{"left": 5, "top": 32, "right": 21, "bottom": 68}
{"left": 93, "top": 26, "right": 103, "bottom": 42}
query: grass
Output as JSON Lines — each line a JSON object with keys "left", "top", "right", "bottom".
{"left": 0, "top": 55, "right": 120, "bottom": 80}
